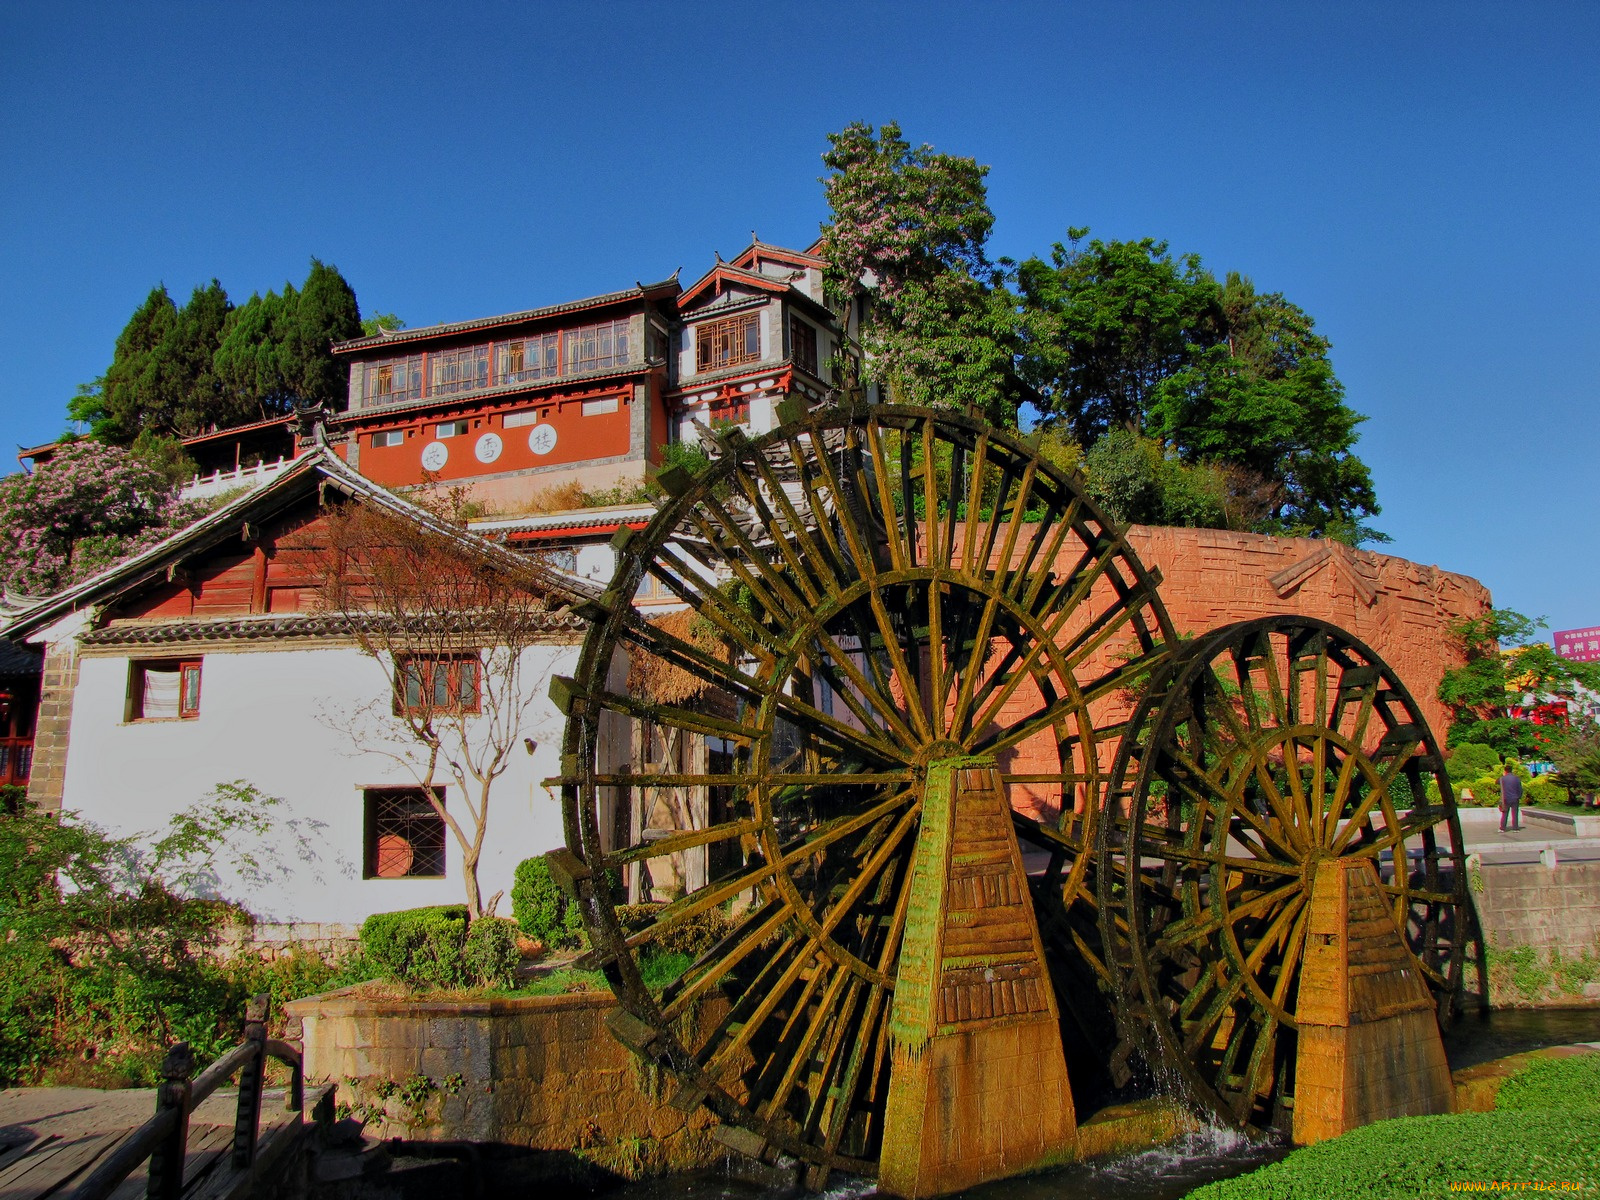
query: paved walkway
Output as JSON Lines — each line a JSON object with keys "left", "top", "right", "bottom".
{"left": 1456, "top": 807, "right": 1600, "bottom": 865}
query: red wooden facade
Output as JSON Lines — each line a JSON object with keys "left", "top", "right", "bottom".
{"left": 116, "top": 508, "right": 332, "bottom": 621}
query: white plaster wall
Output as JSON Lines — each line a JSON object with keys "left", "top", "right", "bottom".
{"left": 59, "top": 642, "right": 580, "bottom": 925}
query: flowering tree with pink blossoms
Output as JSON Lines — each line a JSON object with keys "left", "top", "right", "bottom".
{"left": 0, "top": 441, "right": 203, "bottom": 596}
{"left": 819, "top": 121, "right": 1024, "bottom": 425}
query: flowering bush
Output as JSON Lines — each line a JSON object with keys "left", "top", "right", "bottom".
{"left": 0, "top": 440, "right": 203, "bottom": 595}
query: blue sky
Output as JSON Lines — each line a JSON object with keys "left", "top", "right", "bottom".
{"left": 2, "top": 1, "right": 1596, "bottom": 632}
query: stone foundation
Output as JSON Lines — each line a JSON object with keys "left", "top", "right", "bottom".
{"left": 284, "top": 987, "right": 719, "bottom": 1178}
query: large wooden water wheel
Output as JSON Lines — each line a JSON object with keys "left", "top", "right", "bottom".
{"left": 551, "top": 404, "right": 1174, "bottom": 1179}
{"left": 1096, "top": 617, "right": 1469, "bottom": 1127}
{"left": 549, "top": 404, "right": 1468, "bottom": 1182}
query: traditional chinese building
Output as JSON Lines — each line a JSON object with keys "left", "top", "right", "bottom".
{"left": 318, "top": 240, "right": 851, "bottom": 513}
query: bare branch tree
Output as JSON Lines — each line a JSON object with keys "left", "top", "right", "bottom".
{"left": 309, "top": 486, "right": 581, "bottom": 918}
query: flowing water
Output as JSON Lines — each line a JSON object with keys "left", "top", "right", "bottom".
{"left": 598, "top": 1007, "right": 1600, "bottom": 1200}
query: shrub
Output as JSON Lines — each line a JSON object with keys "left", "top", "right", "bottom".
{"left": 463, "top": 917, "right": 522, "bottom": 989}
{"left": 615, "top": 903, "right": 731, "bottom": 956}
{"left": 511, "top": 857, "right": 584, "bottom": 948}
{"left": 359, "top": 906, "right": 470, "bottom": 990}
{"left": 1188, "top": 1109, "right": 1599, "bottom": 1198}
{"left": 1445, "top": 741, "right": 1500, "bottom": 781}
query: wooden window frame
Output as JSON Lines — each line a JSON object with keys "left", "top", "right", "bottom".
{"left": 363, "top": 786, "right": 447, "bottom": 879}
{"left": 128, "top": 658, "right": 203, "bottom": 721}
{"left": 695, "top": 313, "right": 761, "bottom": 373}
{"left": 394, "top": 653, "right": 482, "bottom": 717}
{"left": 790, "top": 316, "right": 818, "bottom": 376}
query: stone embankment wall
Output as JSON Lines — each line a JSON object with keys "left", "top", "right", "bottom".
{"left": 221, "top": 922, "right": 362, "bottom": 961}
{"left": 1471, "top": 859, "right": 1600, "bottom": 1005}
{"left": 1123, "top": 526, "right": 1492, "bottom": 741}
{"left": 285, "top": 988, "right": 720, "bottom": 1178}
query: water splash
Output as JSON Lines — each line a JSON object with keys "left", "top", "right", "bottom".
{"left": 1099, "top": 1121, "right": 1261, "bottom": 1182}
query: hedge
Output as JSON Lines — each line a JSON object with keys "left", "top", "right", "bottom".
{"left": 359, "top": 906, "right": 520, "bottom": 990}
{"left": 1190, "top": 1052, "right": 1600, "bottom": 1199}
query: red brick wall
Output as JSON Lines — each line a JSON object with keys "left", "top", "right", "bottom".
{"left": 1122, "top": 525, "right": 1492, "bottom": 741}
{"left": 993, "top": 526, "right": 1490, "bottom": 825}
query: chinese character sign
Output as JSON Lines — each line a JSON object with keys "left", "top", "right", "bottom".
{"left": 1553, "top": 626, "right": 1600, "bottom": 663}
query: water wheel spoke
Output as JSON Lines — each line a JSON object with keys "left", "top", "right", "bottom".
{"left": 1157, "top": 880, "right": 1301, "bottom": 954}
{"left": 1270, "top": 902, "right": 1312, "bottom": 1015}
{"left": 604, "top": 817, "right": 761, "bottom": 869}
{"left": 1320, "top": 751, "right": 1361, "bottom": 845}
{"left": 661, "top": 900, "right": 796, "bottom": 1021}
{"left": 1182, "top": 971, "right": 1246, "bottom": 1057}
{"left": 1242, "top": 893, "right": 1307, "bottom": 975}
{"left": 702, "top": 939, "right": 829, "bottom": 1082}
{"left": 756, "top": 955, "right": 853, "bottom": 1117}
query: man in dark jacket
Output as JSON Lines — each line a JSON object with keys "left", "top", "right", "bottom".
{"left": 1499, "top": 764, "right": 1524, "bottom": 832}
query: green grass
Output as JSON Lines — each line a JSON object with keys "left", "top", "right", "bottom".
{"left": 1187, "top": 1054, "right": 1600, "bottom": 1199}
{"left": 1495, "top": 1053, "right": 1600, "bottom": 1113}
{"left": 499, "top": 950, "right": 692, "bottom": 998}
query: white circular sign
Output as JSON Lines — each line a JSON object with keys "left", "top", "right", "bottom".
{"left": 528, "top": 424, "right": 558, "bottom": 455}
{"left": 475, "top": 432, "right": 503, "bottom": 464}
{"left": 420, "top": 441, "right": 449, "bottom": 471}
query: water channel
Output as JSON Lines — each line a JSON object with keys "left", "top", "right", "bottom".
{"left": 598, "top": 1008, "right": 1600, "bottom": 1200}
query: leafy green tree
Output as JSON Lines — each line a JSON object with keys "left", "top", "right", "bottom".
{"left": 1437, "top": 609, "right": 1600, "bottom": 755}
{"left": 283, "top": 259, "right": 362, "bottom": 409}
{"left": 1017, "top": 233, "right": 1224, "bottom": 443}
{"left": 84, "top": 285, "right": 180, "bottom": 443}
{"left": 77, "top": 261, "right": 364, "bottom": 444}
{"left": 1549, "top": 718, "right": 1600, "bottom": 799}
{"left": 1017, "top": 232, "right": 1381, "bottom": 542}
{"left": 819, "top": 121, "right": 1025, "bottom": 424}
{"left": 360, "top": 313, "right": 406, "bottom": 337}
{"left": 214, "top": 286, "right": 298, "bottom": 418}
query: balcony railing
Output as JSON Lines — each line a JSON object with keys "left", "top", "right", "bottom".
{"left": 0, "top": 738, "right": 32, "bottom": 786}
{"left": 354, "top": 318, "right": 640, "bottom": 412}
{"left": 181, "top": 456, "right": 293, "bottom": 502}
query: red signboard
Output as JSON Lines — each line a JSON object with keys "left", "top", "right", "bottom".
{"left": 1553, "top": 626, "right": 1600, "bottom": 663}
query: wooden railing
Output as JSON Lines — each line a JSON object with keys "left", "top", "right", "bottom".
{"left": 66, "top": 995, "right": 304, "bottom": 1200}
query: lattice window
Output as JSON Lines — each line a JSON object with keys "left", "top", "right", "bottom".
{"left": 696, "top": 313, "right": 760, "bottom": 373}
{"left": 496, "top": 333, "right": 559, "bottom": 385}
{"left": 366, "top": 355, "right": 424, "bottom": 405}
{"left": 395, "top": 654, "right": 481, "bottom": 715}
{"left": 429, "top": 346, "right": 490, "bottom": 397}
{"left": 563, "top": 319, "right": 632, "bottom": 375}
{"left": 364, "top": 787, "right": 446, "bottom": 879}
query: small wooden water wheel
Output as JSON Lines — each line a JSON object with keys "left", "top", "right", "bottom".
{"left": 550, "top": 404, "right": 1174, "bottom": 1181}
{"left": 1096, "top": 617, "right": 1469, "bottom": 1128}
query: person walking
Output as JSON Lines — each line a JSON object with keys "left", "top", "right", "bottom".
{"left": 1499, "top": 763, "right": 1524, "bottom": 832}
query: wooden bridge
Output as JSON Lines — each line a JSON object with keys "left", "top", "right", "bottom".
{"left": 0, "top": 998, "right": 330, "bottom": 1200}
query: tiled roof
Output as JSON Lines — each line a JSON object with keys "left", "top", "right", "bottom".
{"left": 181, "top": 416, "right": 294, "bottom": 446}
{"left": 82, "top": 609, "right": 586, "bottom": 647}
{"left": 677, "top": 263, "right": 791, "bottom": 310}
{"left": 331, "top": 277, "right": 681, "bottom": 355}
{"left": 730, "top": 241, "right": 826, "bottom": 270}
{"left": 0, "top": 638, "right": 41, "bottom": 675}
{"left": 0, "top": 441, "right": 602, "bottom": 643}
{"left": 471, "top": 503, "right": 657, "bottom": 538}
